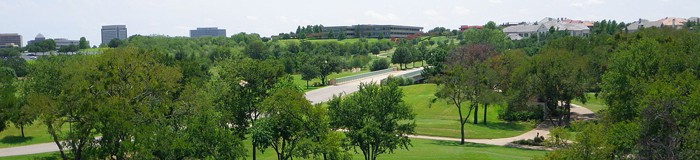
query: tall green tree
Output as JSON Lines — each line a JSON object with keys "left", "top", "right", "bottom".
{"left": 300, "top": 64, "right": 320, "bottom": 89}
{"left": 0, "top": 67, "right": 17, "bottom": 133}
{"left": 78, "top": 37, "right": 90, "bottom": 49}
{"left": 530, "top": 49, "right": 588, "bottom": 126}
{"left": 391, "top": 46, "right": 412, "bottom": 70}
{"left": 253, "top": 88, "right": 343, "bottom": 160}
{"left": 328, "top": 83, "right": 416, "bottom": 160}
{"left": 313, "top": 54, "right": 342, "bottom": 86}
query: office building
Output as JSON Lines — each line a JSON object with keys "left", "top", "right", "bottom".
{"left": 322, "top": 25, "right": 423, "bottom": 39}
{"left": 101, "top": 25, "right": 128, "bottom": 44}
{"left": 190, "top": 27, "right": 227, "bottom": 38}
{"left": 27, "top": 33, "right": 46, "bottom": 45}
{"left": 54, "top": 38, "right": 80, "bottom": 48}
{"left": 0, "top": 33, "right": 23, "bottom": 47}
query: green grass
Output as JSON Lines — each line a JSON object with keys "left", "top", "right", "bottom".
{"left": 292, "top": 70, "right": 370, "bottom": 91}
{"left": 9, "top": 138, "right": 545, "bottom": 160}
{"left": 249, "top": 138, "right": 545, "bottom": 160}
{"left": 78, "top": 48, "right": 108, "bottom": 53}
{"left": 0, "top": 152, "right": 61, "bottom": 160}
{"left": 571, "top": 93, "right": 606, "bottom": 113}
{"left": 0, "top": 122, "right": 67, "bottom": 149}
{"left": 402, "top": 84, "right": 535, "bottom": 139}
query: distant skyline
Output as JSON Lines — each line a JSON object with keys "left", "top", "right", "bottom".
{"left": 1, "top": 0, "right": 698, "bottom": 45}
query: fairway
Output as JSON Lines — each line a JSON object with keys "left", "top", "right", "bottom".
{"left": 401, "top": 84, "right": 534, "bottom": 139}
{"left": 571, "top": 93, "right": 606, "bottom": 113}
{"left": 0, "top": 122, "right": 67, "bottom": 149}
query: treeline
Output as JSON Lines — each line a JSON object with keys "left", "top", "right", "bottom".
{"left": 0, "top": 33, "right": 422, "bottom": 160}
{"left": 422, "top": 25, "right": 700, "bottom": 159}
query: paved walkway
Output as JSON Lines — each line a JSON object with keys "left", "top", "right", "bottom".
{"left": 408, "top": 104, "right": 595, "bottom": 150}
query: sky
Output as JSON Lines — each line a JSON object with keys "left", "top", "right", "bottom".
{"left": 1, "top": 0, "right": 697, "bottom": 46}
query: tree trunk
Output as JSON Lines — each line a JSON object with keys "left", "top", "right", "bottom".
{"left": 473, "top": 103, "right": 479, "bottom": 124}
{"left": 483, "top": 104, "right": 488, "bottom": 125}
{"left": 20, "top": 124, "right": 25, "bottom": 138}
{"left": 458, "top": 106, "right": 465, "bottom": 144}
{"left": 306, "top": 80, "right": 309, "bottom": 89}
{"left": 565, "top": 100, "right": 572, "bottom": 126}
{"left": 48, "top": 123, "right": 68, "bottom": 160}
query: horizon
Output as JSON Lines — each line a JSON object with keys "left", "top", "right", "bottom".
{"left": 1, "top": 0, "right": 698, "bottom": 45}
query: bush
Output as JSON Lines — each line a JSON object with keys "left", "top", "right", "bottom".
{"left": 370, "top": 59, "right": 390, "bottom": 71}
{"left": 381, "top": 76, "right": 413, "bottom": 86}
{"left": 499, "top": 104, "right": 544, "bottom": 121}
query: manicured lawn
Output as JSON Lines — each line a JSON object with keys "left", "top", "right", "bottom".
{"left": 571, "top": 92, "right": 606, "bottom": 113}
{"left": 293, "top": 70, "right": 369, "bottom": 91}
{"left": 249, "top": 138, "right": 545, "bottom": 160}
{"left": 0, "top": 122, "right": 67, "bottom": 149}
{"left": 402, "top": 84, "right": 535, "bottom": 139}
{"left": 0, "top": 152, "right": 61, "bottom": 160}
{"left": 7, "top": 138, "right": 545, "bottom": 160}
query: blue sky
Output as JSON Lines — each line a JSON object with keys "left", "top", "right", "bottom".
{"left": 0, "top": 0, "right": 697, "bottom": 45}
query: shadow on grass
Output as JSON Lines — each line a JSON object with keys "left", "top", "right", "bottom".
{"left": 429, "top": 140, "right": 545, "bottom": 151}
{"left": 429, "top": 140, "right": 493, "bottom": 148}
{"left": 1, "top": 136, "right": 34, "bottom": 144}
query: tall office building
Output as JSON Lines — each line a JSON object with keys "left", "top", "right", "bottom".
{"left": 27, "top": 33, "right": 46, "bottom": 45}
{"left": 101, "top": 25, "right": 128, "bottom": 45}
{"left": 190, "top": 27, "right": 226, "bottom": 38}
{"left": 0, "top": 33, "right": 23, "bottom": 47}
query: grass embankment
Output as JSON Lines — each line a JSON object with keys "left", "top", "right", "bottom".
{"left": 402, "top": 84, "right": 534, "bottom": 139}
{"left": 292, "top": 70, "right": 370, "bottom": 91}
{"left": 571, "top": 92, "right": 606, "bottom": 113}
{"left": 0, "top": 122, "right": 67, "bottom": 149}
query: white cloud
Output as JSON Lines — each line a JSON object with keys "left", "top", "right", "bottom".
{"left": 423, "top": 9, "right": 440, "bottom": 16}
{"left": 246, "top": 16, "right": 259, "bottom": 21}
{"left": 364, "top": 10, "right": 399, "bottom": 21}
{"left": 488, "top": 0, "right": 503, "bottom": 4}
{"left": 451, "top": 6, "right": 473, "bottom": 15}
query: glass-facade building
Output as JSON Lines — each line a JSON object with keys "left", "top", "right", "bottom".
{"left": 190, "top": 27, "right": 227, "bottom": 38}
{"left": 101, "top": 25, "right": 128, "bottom": 45}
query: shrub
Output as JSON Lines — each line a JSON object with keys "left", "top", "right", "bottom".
{"left": 370, "top": 59, "right": 390, "bottom": 71}
{"left": 381, "top": 76, "right": 413, "bottom": 86}
{"left": 499, "top": 104, "right": 544, "bottom": 121}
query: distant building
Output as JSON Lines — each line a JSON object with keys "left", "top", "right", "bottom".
{"left": 627, "top": 17, "right": 688, "bottom": 32}
{"left": 689, "top": 17, "right": 700, "bottom": 23}
{"left": 459, "top": 25, "right": 484, "bottom": 31}
{"left": 322, "top": 25, "right": 423, "bottom": 39}
{"left": 0, "top": 33, "right": 22, "bottom": 47}
{"left": 54, "top": 38, "right": 80, "bottom": 48}
{"left": 101, "top": 25, "right": 128, "bottom": 45}
{"left": 27, "top": 33, "right": 46, "bottom": 45}
{"left": 503, "top": 17, "right": 591, "bottom": 40}
{"left": 190, "top": 27, "right": 227, "bottom": 38}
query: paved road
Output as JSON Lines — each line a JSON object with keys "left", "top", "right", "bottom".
{"left": 0, "top": 67, "right": 425, "bottom": 157}
{"left": 305, "top": 67, "right": 424, "bottom": 104}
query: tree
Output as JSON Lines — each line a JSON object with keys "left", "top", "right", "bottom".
{"left": 530, "top": 49, "right": 588, "bottom": 126}
{"left": 78, "top": 37, "right": 90, "bottom": 49}
{"left": 0, "top": 67, "right": 17, "bottom": 133}
{"left": 484, "top": 21, "right": 498, "bottom": 30}
{"left": 1, "top": 57, "right": 28, "bottom": 77}
{"left": 328, "top": 83, "right": 415, "bottom": 160}
{"left": 245, "top": 40, "right": 268, "bottom": 59}
{"left": 7, "top": 80, "right": 36, "bottom": 138}
{"left": 211, "top": 58, "right": 285, "bottom": 160}
{"left": 107, "top": 38, "right": 124, "bottom": 48}
{"left": 391, "top": 46, "right": 412, "bottom": 70}
{"left": 300, "top": 64, "right": 320, "bottom": 89}
{"left": 370, "top": 58, "right": 390, "bottom": 71}
{"left": 58, "top": 45, "right": 78, "bottom": 53}
{"left": 313, "top": 55, "right": 342, "bottom": 86}
{"left": 253, "top": 88, "right": 338, "bottom": 160}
